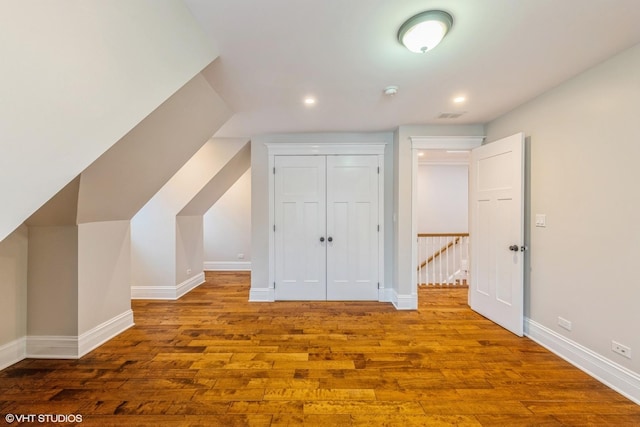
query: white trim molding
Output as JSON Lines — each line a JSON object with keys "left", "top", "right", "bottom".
{"left": 249, "top": 287, "right": 275, "bottom": 302}
{"left": 410, "top": 135, "right": 485, "bottom": 150}
{"left": 26, "top": 336, "right": 79, "bottom": 359}
{"left": 131, "top": 285, "right": 177, "bottom": 300}
{"left": 378, "top": 287, "right": 393, "bottom": 303}
{"left": 176, "top": 272, "right": 206, "bottom": 299}
{"left": 20, "top": 311, "right": 135, "bottom": 360}
{"left": 0, "top": 337, "right": 26, "bottom": 370}
{"left": 264, "top": 141, "right": 387, "bottom": 303}
{"left": 78, "top": 310, "right": 134, "bottom": 357}
{"left": 392, "top": 290, "right": 418, "bottom": 310}
{"left": 204, "top": 261, "right": 251, "bottom": 271}
{"left": 265, "top": 142, "right": 386, "bottom": 156}
{"left": 526, "top": 318, "right": 640, "bottom": 404}
{"left": 132, "top": 272, "right": 205, "bottom": 300}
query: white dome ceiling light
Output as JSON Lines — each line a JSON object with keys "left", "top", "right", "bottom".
{"left": 397, "top": 10, "right": 453, "bottom": 53}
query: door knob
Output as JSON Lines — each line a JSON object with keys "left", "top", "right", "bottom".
{"left": 509, "top": 245, "right": 519, "bottom": 252}
{"left": 320, "top": 237, "right": 325, "bottom": 242}
{"left": 327, "top": 236, "right": 333, "bottom": 242}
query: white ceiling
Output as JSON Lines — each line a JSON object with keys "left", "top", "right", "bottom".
{"left": 185, "top": 0, "right": 640, "bottom": 138}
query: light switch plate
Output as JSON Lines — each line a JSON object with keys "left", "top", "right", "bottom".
{"left": 535, "top": 214, "right": 546, "bottom": 227}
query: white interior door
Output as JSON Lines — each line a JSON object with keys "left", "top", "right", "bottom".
{"left": 326, "top": 156, "right": 379, "bottom": 300}
{"left": 274, "top": 156, "right": 326, "bottom": 300}
{"left": 469, "top": 133, "right": 525, "bottom": 336}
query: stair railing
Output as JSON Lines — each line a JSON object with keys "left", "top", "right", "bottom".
{"left": 417, "top": 233, "right": 469, "bottom": 286}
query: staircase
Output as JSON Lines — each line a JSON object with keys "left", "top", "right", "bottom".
{"left": 417, "top": 233, "right": 469, "bottom": 286}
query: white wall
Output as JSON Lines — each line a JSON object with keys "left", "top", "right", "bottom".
{"left": 0, "top": 1, "right": 216, "bottom": 242}
{"left": 0, "top": 226, "right": 28, "bottom": 347}
{"left": 131, "top": 139, "right": 248, "bottom": 294}
{"left": 486, "top": 44, "right": 640, "bottom": 385}
{"left": 203, "top": 169, "right": 252, "bottom": 269}
{"left": 176, "top": 216, "right": 204, "bottom": 284}
{"left": 77, "top": 221, "right": 131, "bottom": 336}
{"left": 27, "top": 226, "right": 78, "bottom": 337}
{"left": 417, "top": 164, "right": 468, "bottom": 234}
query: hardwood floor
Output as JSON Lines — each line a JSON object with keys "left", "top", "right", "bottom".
{"left": 1, "top": 271, "right": 639, "bottom": 426}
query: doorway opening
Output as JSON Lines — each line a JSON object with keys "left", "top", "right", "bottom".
{"left": 415, "top": 150, "right": 469, "bottom": 288}
{"left": 410, "top": 136, "right": 484, "bottom": 302}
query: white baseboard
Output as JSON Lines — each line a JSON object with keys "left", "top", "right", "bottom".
{"left": 26, "top": 335, "right": 79, "bottom": 359}
{"left": 23, "top": 310, "right": 135, "bottom": 360}
{"left": 78, "top": 310, "right": 134, "bottom": 357}
{"left": 249, "top": 287, "right": 275, "bottom": 302}
{"left": 0, "top": 337, "right": 26, "bottom": 370}
{"left": 526, "top": 318, "right": 640, "bottom": 404}
{"left": 131, "top": 285, "right": 176, "bottom": 299}
{"left": 204, "top": 261, "right": 251, "bottom": 271}
{"left": 132, "top": 272, "right": 205, "bottom": 300}
{"left": 378, "top": 287, "right": 393, "bottom": 303}
{"left": 176, "top": 272, "right": 205, "bottom": 299}
{"left": 391, "top": 290, "right": 418, "bottom": 310}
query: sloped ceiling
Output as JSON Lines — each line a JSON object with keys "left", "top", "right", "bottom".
{"left": 179, "top": 141, "right": 250, "bottom": 216}
{"left": 76, "top": 70, "right": 231, "bottom": 224}
{"left": 0, "top": 1, "right": 218, "bottom": 241}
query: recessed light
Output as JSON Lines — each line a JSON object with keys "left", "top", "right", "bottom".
{"left": 303, "top": 97, "right": 316, "bottom": 106}
{"left": 418, "top": 151, "right": 425, "bottom": 157}
{"left": 384, "top": 86, "right": 398, "bottom": 96}
{"left": 453, "top": 96, "right": 466, "bottom": 103}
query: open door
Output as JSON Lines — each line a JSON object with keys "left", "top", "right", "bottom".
{"left": 469, "top": 133, "right": 525, "bottom": 336}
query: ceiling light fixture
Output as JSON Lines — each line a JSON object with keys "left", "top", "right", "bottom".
{"left": 398, "top": 10, "right": 453, "bottom": 53}
{"left": 384, "top": 85, "right": 398, "bottom": 96}
{"left": 453, "top": 96, "right": 466, "bottom": 103}
{"left": 303, "top": 96, "right": 316, "bottom": 106}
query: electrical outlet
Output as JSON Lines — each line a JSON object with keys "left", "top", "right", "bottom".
{"left": 186, "top": 269, "right": 192, "bottom": 275}
{"left": 612, "top": 341, "right": 631, "bottom": 359}
{"left": 237, "top": 253, "right": 245, "bottom": 260}
{"left": 558, "top": 316, "right": 572, "bottom": 331}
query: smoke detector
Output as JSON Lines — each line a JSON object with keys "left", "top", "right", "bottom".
{"left": 384, "top": 86, "right": 398, "bottom": 96}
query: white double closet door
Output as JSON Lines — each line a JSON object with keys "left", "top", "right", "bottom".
{"left": 274, "top": 155, "right": 379, "bottom": 301}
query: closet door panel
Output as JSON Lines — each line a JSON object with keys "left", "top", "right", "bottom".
{"left": 274, "top": 156, "right": 326, "bottom": 300}
{"left": 326, "top": 155, "right": 379, "bottom": 300}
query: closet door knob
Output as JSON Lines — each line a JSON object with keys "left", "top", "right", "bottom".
{"left": 327, "top": 236, "right": 333, "bottom": 242}
{"left": 320, "top": 237, "right": 325, "bottom": 242}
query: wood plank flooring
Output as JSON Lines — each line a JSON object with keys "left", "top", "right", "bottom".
{"left": 1, "top": 271, "right": 639, "bottom": 426}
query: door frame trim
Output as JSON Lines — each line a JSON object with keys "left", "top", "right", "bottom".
{"left": 410, "top": 136, "right": 484, "bottom": 301}
{"left": 265, "top": 142, "right": 387, "bottom": 302}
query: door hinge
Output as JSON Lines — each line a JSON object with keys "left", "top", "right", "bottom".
{"left": 377, "top": 224, "right": 380, "bottom": 232}
{"left": 273, "top": 167, "right": 276, "bottom": 174}
{"left": 377, "top": 166, "right": 380, "bottom": 174}
{"left": 377, "top": 282, "right": 381, "bottom": 289}
{"left": 273, "top": 282, "right": 276, "bottom": 288}
{"left": 273, "top": 224, "right": 276, "bottom": 232}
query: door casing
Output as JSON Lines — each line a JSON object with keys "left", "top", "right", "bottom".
{"left": 410, "top": 136, "right": 484, "bottom": 303}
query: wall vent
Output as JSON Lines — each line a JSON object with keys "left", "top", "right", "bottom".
{"left": 437, "top": 112, "right": 466, "bottom": 119}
